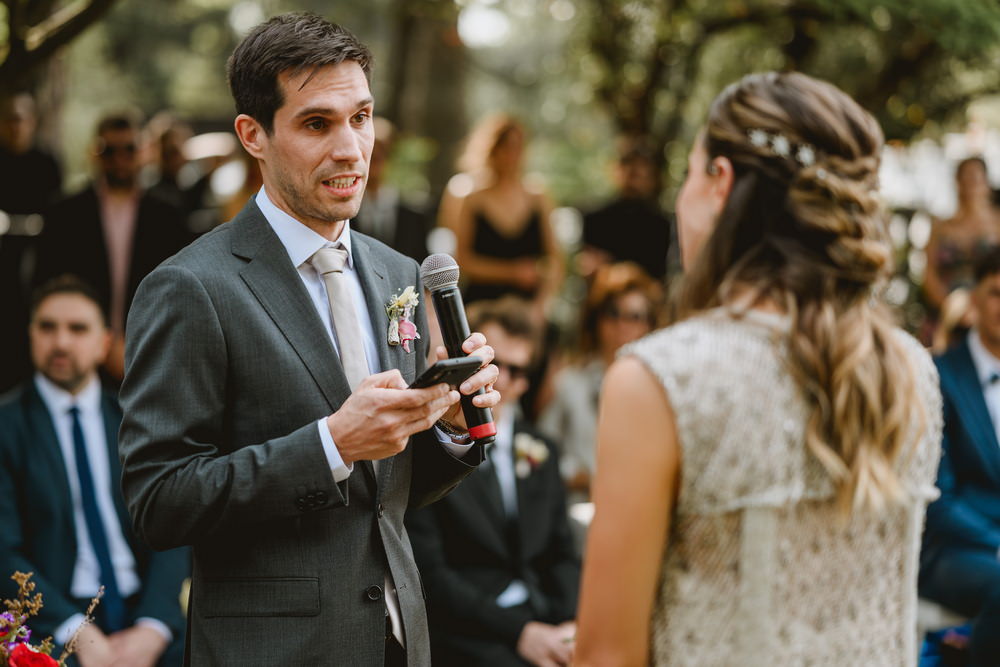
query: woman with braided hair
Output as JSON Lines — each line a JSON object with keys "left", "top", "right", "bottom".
{"left": 573, "top": 71, "right": 942, "bottom": 666}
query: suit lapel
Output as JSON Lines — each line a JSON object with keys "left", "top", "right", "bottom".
{"left": 23, "top": 384, "right": 75, "bottom": 527}
{"left": 951, "top": 342, "right": 1000, "bottom": 483}
{"left": 232, "top": 203, "right": 353, "bottom": 412}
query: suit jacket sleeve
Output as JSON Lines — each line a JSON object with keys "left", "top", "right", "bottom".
{"left": 405, "top": 506, "right": 533, "bottom": 645}
{"left": 0, "top": 427, "right": 81, "bottom": 633}
{"left": 119, "top": 263, "right": 344, "bottom": 551}
{"left": 925, "top": 390, "right": 1000, "bottom": 552}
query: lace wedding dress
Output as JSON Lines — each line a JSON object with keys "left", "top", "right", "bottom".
{"left": 623, "top": 308, "right": 942, "bottom": 666}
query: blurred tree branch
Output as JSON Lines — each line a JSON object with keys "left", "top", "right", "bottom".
{"left": 579, "top": 0, "right": 1000, "bottom": 194}
{"left": 0, "top": 0, "right": 117, "bottom": 91}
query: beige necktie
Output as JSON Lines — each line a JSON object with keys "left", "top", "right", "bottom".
{"left": 310, "top": 246, "right": 370, "bottom": 390}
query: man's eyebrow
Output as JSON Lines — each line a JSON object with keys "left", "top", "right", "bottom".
{"left": 293, "top": 98, "right": 375, "bottom": 120}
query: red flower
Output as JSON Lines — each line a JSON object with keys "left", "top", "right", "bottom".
{"left": 8, "top": 644, "right": 58, "bottom": 667}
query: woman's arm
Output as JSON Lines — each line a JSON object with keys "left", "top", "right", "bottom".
{"left": 573, "top": 356, "right": 680, "bottom": 667}
{"left": 923, "top": 219, "right": 949, "bottom": 311}
{"left": 535, "top": 191, "right": 565, "bottom": 307}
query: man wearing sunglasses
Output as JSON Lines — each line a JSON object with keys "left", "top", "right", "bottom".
{"left": 33, "top": 112, "right": 192, "bottom": 381}
{"left": 407, "top": 296, "right": 579, "bottom": 667}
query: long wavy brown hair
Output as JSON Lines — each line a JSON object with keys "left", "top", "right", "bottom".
{"left": 675, "top": 71, "right": 924, "bottom": 517}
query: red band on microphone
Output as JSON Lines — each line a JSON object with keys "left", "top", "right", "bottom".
{"left": 468, "top": 422, "right": 497, "bottom": 440}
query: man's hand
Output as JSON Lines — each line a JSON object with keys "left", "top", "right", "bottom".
{"left": 327, "top": 370, "right": 459, "bottom": 465}
{"left": 73, "top": 624, "right": 115, "bottom": 667}
{"left": 435, "top": 332, "right": 500, "bottom": 431}
{"left": 516, "top": 621, "right": 574, "bottom": 667}
{"left": 107, "top": 625, "right": 169, "bottom": 667}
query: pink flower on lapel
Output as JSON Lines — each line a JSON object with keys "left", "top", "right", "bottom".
{"left": 385, "top": 286, "right": 421, "bottom": 354}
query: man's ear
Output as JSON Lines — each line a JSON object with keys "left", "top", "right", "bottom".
{"left": 234, "top": 114, "right": 266, "bottom": 160}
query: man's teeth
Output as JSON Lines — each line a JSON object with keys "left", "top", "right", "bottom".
{"left": 325, "top": 177, "right": 355, "bottom": 188}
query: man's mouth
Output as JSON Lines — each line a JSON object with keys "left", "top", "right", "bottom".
{"left": 321, "top": 175, "right": 363, "bottom": 197}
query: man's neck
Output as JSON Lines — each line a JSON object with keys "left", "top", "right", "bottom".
{"left": 263, "top": 184, "right": 346, "bottom": 242}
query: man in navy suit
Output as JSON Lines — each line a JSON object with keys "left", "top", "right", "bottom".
{"left": 0, "top": 277, "right": 187, "bottom": 666}
{"left": 922, "top": 247, "right": 1000, "bottom": 666}
{"left": 406, "top": 297, "right": 579, "bottom": 666}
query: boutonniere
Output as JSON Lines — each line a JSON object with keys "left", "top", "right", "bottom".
{"left": 513, "top": 433, "right": 549, "bottom": 478}
{"left": 386, "top": 286, "right": 421, "bottom": 353}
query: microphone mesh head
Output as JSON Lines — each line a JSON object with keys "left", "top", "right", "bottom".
{"left": 420, "top": 253, "right": 460, "bottom": 292}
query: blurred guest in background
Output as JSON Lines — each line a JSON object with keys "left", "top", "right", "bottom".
{"left": 353, "top": 117, "right": 432, "bottom": 262}
{"left": 146, "top": 118, "right": 218, "bottom": 234}
{"left": 0, "top": 276, "right": 187, "bottom": 666}
{"left": 0, "top": 90, "right": 63, "bottom": 394}
{"left": 407, "top": 296, "right": 579, "bottom": 667}
{"left": 538, "top": 262, "right": 661, "bottom": 502}
{"left": 921, "top": 248, "right": 1000, "bottom": 666}
{"left": 579, "top": 139, "right": 671, "bottom": 282}
{"left": 452, "top": 114, "right": 562, "bottom": 314}
{"left": 33, "top": 112, "right": 190, "bottom": 382}
{"left": 219, "top": 144, "right": 263, "bottom": 222}
{"left": 924, "top": 157, "right": 1000, "bottom": 312}
{"left": 574, "top": 71, "right": 941, "bottom": 666}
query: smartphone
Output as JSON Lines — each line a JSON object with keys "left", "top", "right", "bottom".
{"left": 409, "top": 356, "right": 482, "bottom": 389}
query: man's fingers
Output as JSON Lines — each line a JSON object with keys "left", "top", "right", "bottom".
{"left": 362, "top": 369, "right": 407, "bottom": 389}
{"left": 459, "top": 362, "right": 500, "bottom": 395}
{"left": 461, "top": 331, "right": 488, "bottom": 354}
{"left": 471, "top": 386, "right": 501, "bottom": 408}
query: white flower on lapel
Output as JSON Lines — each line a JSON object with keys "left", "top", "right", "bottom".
{"left": 385, "top": 286, "right": 421, "bottom": 353}
{"left": 513, "top": 432, "right": 549, "bottom": 478}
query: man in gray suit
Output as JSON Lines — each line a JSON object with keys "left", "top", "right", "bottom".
{"left": 118, "top": 14, "right": 499, "bottom": 666}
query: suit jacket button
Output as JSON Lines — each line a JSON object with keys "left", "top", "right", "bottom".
{"left": 296, "top": 498, "right": 307, "bottom": 510}
{"left": 377, "top": 503, "right": 385, "bottom": 518}
{"left": 316, "top": 491, "right": 328, "bottom": 504}
{"left": 366, "top": 585, "right": 383, "bottom": 601}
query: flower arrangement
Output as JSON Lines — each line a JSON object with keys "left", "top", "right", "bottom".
{"left": 513, "top": 433, "right": 549, "bottom": 478}
{"left": 385, "top": 286, "right": 421, "bottom": 353}
{"left": 1, "top": 572, "right": 100, "bottom": 667}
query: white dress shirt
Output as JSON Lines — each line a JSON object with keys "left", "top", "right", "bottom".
{"left": 34, "top": 374, "right": 170, "bottom": 645}
{"left": 967, "top": 328, "right": 1000, "bottom": 448}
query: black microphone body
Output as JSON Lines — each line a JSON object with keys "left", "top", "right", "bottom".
{"left": 421, "top": 255, "right": 496, "bottom": 445}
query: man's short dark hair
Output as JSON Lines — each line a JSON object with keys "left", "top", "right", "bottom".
{"left": 96, "top": 111, "right": 141, "bottom": 137}
{"left": 466, "top": 296, "right": 539, "bottom": 357}
{"left": 30, "top": 275, "right": 109, "bottom": 327}
{"left": 974, "top": 246, "right": 1000, "bottom": 285}
{"left": 227, "top": 13, "right": 373, "bottom": 134}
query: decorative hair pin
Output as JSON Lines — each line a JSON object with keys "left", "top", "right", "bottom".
{"left": 747, "top": 128, "right": 817, "bottom": 168}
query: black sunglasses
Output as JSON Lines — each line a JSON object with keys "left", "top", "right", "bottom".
{"left": 601, "top": 306, "right": 651, "bottom": 323}
{"left": 97, "top": 142, "right": 137, "bottom": 158}
{"left": 494, "top": 359, "right": 531, "bottom": 380}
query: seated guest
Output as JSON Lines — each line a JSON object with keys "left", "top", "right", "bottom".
{"left": 33, "top": 112, "right": 191, "bottom": 382}
{"left": 0, "top": 276, "right": 188, "bottom": 666}
{"left": 922, "top": 247, "right": 1000, "bottom": 665}
{"left": 406, "top": 296, "right": 579, "bottom": 666}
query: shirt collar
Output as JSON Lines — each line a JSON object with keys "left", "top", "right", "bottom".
{"left": 968, "top": 328, "right": 1000, "bottom": 387}
{"left": 34, "top": 372, "right": 102, "bottom": 416}
{"left": 255, "top": 186, "right": 354, "bottom": 270}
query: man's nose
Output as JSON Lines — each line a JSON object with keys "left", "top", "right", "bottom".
{"left": 328, "top": 122, "right": 364, "bottom": 163}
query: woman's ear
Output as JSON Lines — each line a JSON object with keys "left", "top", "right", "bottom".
{"left": 234, "top": 114, "right": 266, "bottom": 160}
{"left": 709, "top": 155, "right": 734, "bottom": 216}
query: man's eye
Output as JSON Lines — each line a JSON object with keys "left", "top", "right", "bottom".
{"left": 352, "top": 112, "right": 370, "bottom": 124}
{"left": 306, "top": 119, "right": 326, "bottom": 131}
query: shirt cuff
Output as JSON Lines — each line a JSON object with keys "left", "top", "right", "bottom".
{"left": 136, "top": 617, "right": 173, "bottom": 643}
{"left": 54, "top": 614, "right": 86, "bottom": 646}
{"left": 434, "top": 425, "right": 474, "bottom": 458}
{"left": 317, "top": 418, "right": 354, "bottom": 483}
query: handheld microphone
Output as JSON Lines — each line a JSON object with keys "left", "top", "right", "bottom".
{"left": 420, "top": 253, "right": 497, "bottom": 445}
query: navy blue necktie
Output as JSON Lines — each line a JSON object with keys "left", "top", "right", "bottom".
{"left": 68, "top": 406, "right": 126, "bottom": 632}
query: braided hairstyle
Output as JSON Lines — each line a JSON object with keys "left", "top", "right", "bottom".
{"left": 676, "top": 71, "right": 924, "bottom": 517}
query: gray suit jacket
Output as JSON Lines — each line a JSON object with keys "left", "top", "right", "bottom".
{"left": 119, "top": 200, "right": 483, "bottom": 666}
